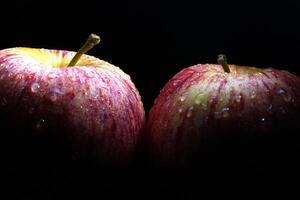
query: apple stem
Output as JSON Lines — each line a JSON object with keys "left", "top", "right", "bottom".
{"left": 217, "top": 54, "right": 230, "bottom": 73}
{"left": 68, "top": 33, "right": 101, "bottom": 67}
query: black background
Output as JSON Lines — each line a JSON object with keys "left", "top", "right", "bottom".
{"left": 1, "top": 0, "right": 300, "bottom": 198}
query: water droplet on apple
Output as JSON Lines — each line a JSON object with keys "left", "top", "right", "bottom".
{"left": 47, "top": 72, "right": 58, "bottom": 79}
{"left": 0, "top": 74, "right": 5, "bottom": 80}
{"left": 178, "top": 108, "right": 183, "bottom": 113}
{"left": 267, "top": 104, "right": 273, "bottom": 114}
{"left": 47, "top": 87, "right": 64, "bottom": 102}
{"left": 236, "top": 95, "right": 242, "bottom": 103}
{"left": 163, "top": 123, "right": 168, "bottom": 128}
{"left": 277, "top": 88, "right": 286, "bottom": 95}
{"left": 35, "top": 118, "right": 45, "bottom": 130}
{"left": 250, "top": 91, "right": 256, "bottom": 99}
{"left": 186, "top": 106, "right": 194, "bottom": 118}
{"left": 259, "top": 117, "right": 268, "bottom": 132}
{"left": 30, "top": 82, "right": 40, "bottom": 93}
{"left": 186, "top": 112, "right": 192, "bottom": 118}
{"left": 222, "top": 107, "right": 230, "bottom": 118}
{"left": 180, "top": 96, "right": 185, "bottom": 102}
{"left": 277, "top": 88, "right": 292, "bottom": 102}
{"left": 214, "top": 107, "right": 230, "bottom": 119}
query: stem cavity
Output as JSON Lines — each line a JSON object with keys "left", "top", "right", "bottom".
{"left": 68, "top": 33, "right": 101, "bottom": 67}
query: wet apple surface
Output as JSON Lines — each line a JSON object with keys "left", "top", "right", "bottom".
{"left": 0, "top": 35, "right": 145, "bottom": 166}
{"left": 148, "top": 58, "right": 300, "bottom": 167}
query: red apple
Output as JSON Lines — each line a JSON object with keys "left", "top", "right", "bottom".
{"left": 147, "top": 55, "right": 300, "bottom": 168}
{"left": 0, "top": 34, "right": 145, "bottom": 165}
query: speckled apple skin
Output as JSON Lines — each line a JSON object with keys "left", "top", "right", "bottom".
{"left": 0, "top": 48, "right": 145, "bottom": 164}
{"left": 148, "top": 64, "right": 300, "bottom": 166}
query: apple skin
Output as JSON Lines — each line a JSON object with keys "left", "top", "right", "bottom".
{"left": 147, "top": 64, "right": 300, "bottom": 168}
{"left": 0, "top": 47, "right": 145, "bottom": 165}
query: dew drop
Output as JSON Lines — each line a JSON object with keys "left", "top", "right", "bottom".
{"left": 49, "top": 94, "right": 58, "bottom": 102}
{"left": 30, "top": 82, "right": 40, "bottom": 93}
{"left": 214, "top": 107, "right": 230, "bottom": 119}
{"left": 172, "top": 80, "right": 181, "bottom": 87}
{"left": 250, "top": 91, "right": 256, "bottom": 99}
{"left": 47, "top": 87, "right": 64, "bottom": 102}
{"left": 259, "top": 117, "right": 268, "bottom": 132}
{"left": 222, "top": 107, "right": 230, "bottom": 118}
{"left": 47, "top": 72, "right": 58, "bottom": 79}
{"left": 277, "top": 88, "right": 291, "bottom": 102}
{"left": 180, "top": 96, "right": 185, "bottom": 102}
{"left": 35, "top": 118, "right": 45, "bottom": 130}
{"left": 236, "top": 94, "right": 242, "bottom": 103}
{"left": 178, "top": 108, "right": 183, "bottom": 113}
{"left": 163, "top": 123, "right": 168, "bottom": 128}
{"left": 186, "top": 106, "right": 194, "bottom": 118}
{"left": 267, "top": 104, "right": 273, "bottom": 114}
{"left": 52, "top": 87, "right": 64, "bottom": 95}
{"left": 277, "top": 88, "right": 285, "bottom": 94}
{"left": 0, "top": 74, "right": 5, "bottom": 80}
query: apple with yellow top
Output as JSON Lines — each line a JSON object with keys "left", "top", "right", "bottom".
{"left": 0, "top": 34, "right": 145, "bottom": 165}
{"left": 148, "top": 55, "right": 300, "bottom": 168}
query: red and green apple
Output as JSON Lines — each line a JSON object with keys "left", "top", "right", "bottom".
{"left": 0, "top": 34, "right": 145, "bottom": 165}
{"left": 147, "top": 55, "right": 300, "bottom": 167}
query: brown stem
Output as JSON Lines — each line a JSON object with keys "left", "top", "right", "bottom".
{"left": 68, "top": 33, "right": 101, "bottom": 67}
{"left": 217, "top": 54, "right": 230, "bottom": 73}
